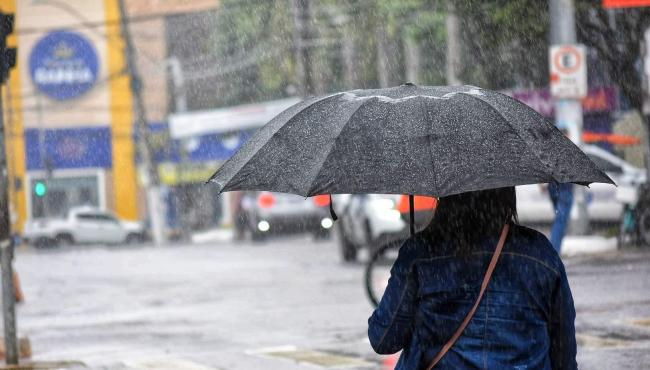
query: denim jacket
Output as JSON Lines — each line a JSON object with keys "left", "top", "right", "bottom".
{"left": 368, "top": 224, "right": 577, "bottom": 369}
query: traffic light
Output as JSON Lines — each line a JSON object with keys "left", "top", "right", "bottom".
{"left": 34, "top": 181, "right": 47, "bottom": 197}
{"left": 1, "top": 12, "right": 17, "bottom": 84}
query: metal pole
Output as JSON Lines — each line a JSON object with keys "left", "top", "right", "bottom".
{"left": 117, "top": 0, "right": 166, "bottom": 245}
{"left": 36, "top": 93, "right": 49, "bottom": 218}
{"left": 168, "top": 57, "right": 190, "bottom": 240}
{"left": 0, "top": 85, "right": 18, "bottom": 365}
{"left": 292, "top": 0, "right": 314, "bottom": 96}
{"left": 445, "top": 1, "right": 462, "bottom": 86}
{"left": 549, "top": 0, "right": 588, "bottom": 235}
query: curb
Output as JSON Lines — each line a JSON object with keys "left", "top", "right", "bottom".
{"left": 561, "top": 236, "right": 617, "bottom": 257}
{"left": 0, "top": 361, "right": 85, "bottom": 370}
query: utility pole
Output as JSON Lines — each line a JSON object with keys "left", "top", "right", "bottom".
{"left": 0, "top": 10, "right": 18, "bottom": 365}
{"left": 168, "top": 56, "right": 190, "bottom": 240}
{"left": 550, "top": 0, "right": 589, "bottom": 235}
{"left": 404, "top": 36, "right": 421, "bottom": 84}
{"left": 117, "top": 0, "right": 166, "bottom": 245}
{"left": 292, "top": 0, "right": 314, "bottom": 96}
{"left": 445, "top": 1, "right": 462, "bottom": 86}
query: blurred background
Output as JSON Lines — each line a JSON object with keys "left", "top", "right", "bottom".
{"left": 0, "top": 0, "right": 649, "bottom": 369}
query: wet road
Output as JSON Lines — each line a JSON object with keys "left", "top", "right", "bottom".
{"left": 12, "top": 234, "right": 650, "bottom": 369}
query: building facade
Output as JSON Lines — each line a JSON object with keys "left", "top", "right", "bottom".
{"left": 1, "top": 0, "right": 218, "bottom": 233}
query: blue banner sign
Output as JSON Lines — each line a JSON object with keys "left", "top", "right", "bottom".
{"left": 25, "top": 127, "right": 112, "bottom": 170}
{"left": 29, "top": 31, "right": 99, "bottom": 101}
{"left": 149, "top": 123, "right": 253, "bottom": 163}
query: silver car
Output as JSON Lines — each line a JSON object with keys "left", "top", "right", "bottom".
{"left": 235, "top": 191, "right": 333, "bottom": 241}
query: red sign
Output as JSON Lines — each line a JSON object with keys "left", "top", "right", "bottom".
{"left": 603, "top": 0, "right": 650, "bottom": 8}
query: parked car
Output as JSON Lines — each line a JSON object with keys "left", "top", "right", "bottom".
{"left": 335, "top": 194, "right": 437, "bottom": 262}
{"left": 235, "top": 191, "right": 333, "bottom": 241}
{"left": 23, "top": 206, "right": 148, "bottom": 247}
{"left": 517, "top": 145, "right": 645, "bottom": 224}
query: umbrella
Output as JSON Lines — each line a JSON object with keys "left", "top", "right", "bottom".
{"left": 210, "top": 84, "right": 612, "bottom": 194}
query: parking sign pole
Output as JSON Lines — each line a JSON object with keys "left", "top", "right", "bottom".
{"left": 549, "top": 0, "right": 589, "bottom": 235}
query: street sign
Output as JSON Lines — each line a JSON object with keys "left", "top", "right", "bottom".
{"left": 603, "top": 0, "right": 650, "bottom": 8}
{"left": 549, "top": 44, "right": 587, "bottom": 99}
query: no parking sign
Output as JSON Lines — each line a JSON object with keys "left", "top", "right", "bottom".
{"left": 549, "top": 44, "right": 587, "bottom": 99}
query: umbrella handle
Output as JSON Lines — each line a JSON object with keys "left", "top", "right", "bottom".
{"left": 329, "top": 194, "right": 338, "bottom": 221}
{"left": 409, "top": 195, "right": 415, "bottom": 236}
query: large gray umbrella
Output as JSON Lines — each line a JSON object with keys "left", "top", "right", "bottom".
{"left": 208, "top": 84, "right": 613, "bottom": 199}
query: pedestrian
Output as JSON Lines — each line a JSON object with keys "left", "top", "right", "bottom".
{"left": 548, "top": 182, "right": 574, "bottom": 253}
{"left": 368, "top": 187, "right": 576, "bottom": 369}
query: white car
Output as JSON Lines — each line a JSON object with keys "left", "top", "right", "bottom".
{"left": 517, "top": 145, "right": 645, "bottom": 224}
{"left": 334, "top": 194, "right": 408, "bottom": 262}
{"left": 23, "top": 206, "right": 148, "bottom": 247}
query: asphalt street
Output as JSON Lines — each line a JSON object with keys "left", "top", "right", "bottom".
{"left": 11, "top": 233, "right": 650, "bottom": 369}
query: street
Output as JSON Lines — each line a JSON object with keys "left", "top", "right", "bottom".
{"left": 12, "top": 234, "right": 650, "bottom": 370}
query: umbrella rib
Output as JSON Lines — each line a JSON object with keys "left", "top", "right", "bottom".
{"left": 459, "top": 92, "right": 559, "bottom": 183}
{"left": 305, "top": 97, "right": 375, "bottom": 196}
{"left": 421, "top": 96, "right": 438, "bottom": 195}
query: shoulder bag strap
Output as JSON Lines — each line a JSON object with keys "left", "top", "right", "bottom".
{"left": 426, "top": 223, "right": 510, "bottom": 370}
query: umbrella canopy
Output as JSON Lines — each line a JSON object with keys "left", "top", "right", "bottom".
{"left": 209, "top": 84, "right": 613, "bottom": 197}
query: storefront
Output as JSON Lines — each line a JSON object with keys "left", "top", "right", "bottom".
{"left": 506, "top": 86, "right": 619, "bottom": 150}
{"left": 24, "top": 126, "right": 111, "bottom": 218}
{"left": 166, "top": 98, "right": 300, "bottom": 232}
{"left": 5, "top": 0, "right": 142, "bottom": 232}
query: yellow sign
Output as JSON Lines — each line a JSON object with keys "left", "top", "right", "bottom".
{"left": 157, "top": 162, "right": 219, "bottom": 186}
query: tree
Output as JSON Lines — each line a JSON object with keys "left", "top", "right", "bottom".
{"left": 454, "top": 0, "right": 549, "bottom": 90}
{"left": 575, "top": 2, "right": 650, "bottom": 116}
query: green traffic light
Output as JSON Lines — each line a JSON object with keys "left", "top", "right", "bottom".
{"left": 34, "top": 182, "right": 47, "bottom": 197}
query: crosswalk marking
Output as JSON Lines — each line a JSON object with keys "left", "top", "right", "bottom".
{"left": 251, "top": 346, "right": 373, "bottom": 368}
{"left": 125, "top": 359, "right": 218, "bottom": 370}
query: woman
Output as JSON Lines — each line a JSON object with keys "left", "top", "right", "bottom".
{"left": 368, "top": 187, "right": 576, "bottom": 369}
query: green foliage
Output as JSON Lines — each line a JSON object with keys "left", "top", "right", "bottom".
{"left": 455, "top": 0, "right": 550, "bottom": 89}
{"left": 194, "top": 0, "right": 645, "bottom": 113}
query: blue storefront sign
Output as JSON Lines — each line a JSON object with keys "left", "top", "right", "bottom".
{"left": 29, "top": 31, "right": 99, "bottom": 101}
{"left": 149, "top": 123, "right": 253, "bottom": 163}
{"left": 25, "top": 127, "right": 112, "bottom": 170}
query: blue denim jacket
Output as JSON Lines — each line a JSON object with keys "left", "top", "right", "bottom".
{"left": 368, "top": 224, "right": 576, "bottom": 369}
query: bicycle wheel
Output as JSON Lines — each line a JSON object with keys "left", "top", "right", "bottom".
{"left": 365, "top": 239, "right": 402, "bottom": 307}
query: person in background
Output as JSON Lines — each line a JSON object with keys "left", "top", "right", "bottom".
{"left": 548, "top": 182, "right": 574, "bottom": 253}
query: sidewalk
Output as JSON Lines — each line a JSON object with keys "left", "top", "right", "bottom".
{"left": 190, "top": 228, "right": 234, "bottom": 244}
{"left": 561, "top": 235, "right": 617, "bottom": 257}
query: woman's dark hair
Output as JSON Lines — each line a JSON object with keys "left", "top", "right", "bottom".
{"left": 424, "top": 187, "right": 518, "bottom": 254}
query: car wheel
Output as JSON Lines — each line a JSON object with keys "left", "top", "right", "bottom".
{"left": 312, "top": 228, "right": 332, "bottom": 241}
{"left": 35, "top": 238, "right": 56, "bottom": 249}
{"left": 55, "top": 234, "right": 74, "bottom": 247}
{"left": 337, "top": 226, "right": 357, "bottom": 263}
{"left": 126, "top": 233, "right": 144, "bottom": 245}
{"left": 249, "top": 223, "right": 267, "bottom": 242}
